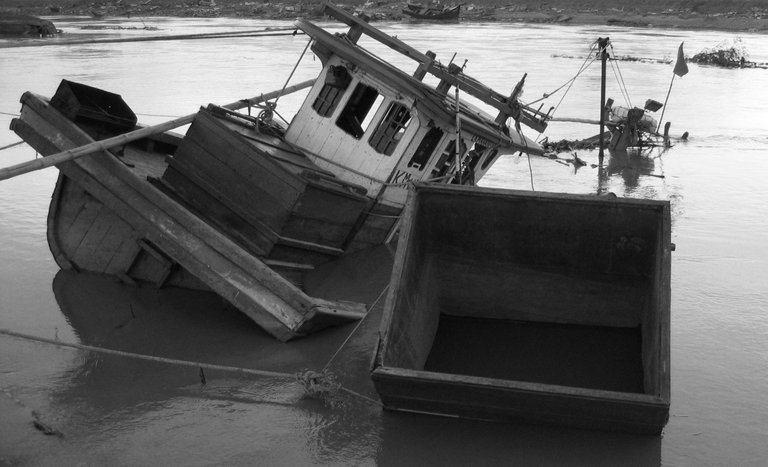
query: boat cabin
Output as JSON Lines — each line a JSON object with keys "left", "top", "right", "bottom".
{"left": 288, "top": 3, "right": 545, "bottom": 209}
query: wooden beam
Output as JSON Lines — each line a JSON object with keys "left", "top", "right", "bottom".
{"left": 0, "top": 79, "right": 315, "bottom": 182}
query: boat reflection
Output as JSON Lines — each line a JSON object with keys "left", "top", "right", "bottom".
{"left": 47, "top": 237, "right": 661, "bottom": 465}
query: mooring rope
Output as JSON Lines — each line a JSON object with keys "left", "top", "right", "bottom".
{"left": 0, "top": 327, "right": 381, "bottom": 406}
{"left": 323, "top": 284, "right": 389, "bottom": 373}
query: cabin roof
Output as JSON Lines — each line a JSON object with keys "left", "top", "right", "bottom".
{"left": 295, "top": 6, "right": 542, "bottom": 154}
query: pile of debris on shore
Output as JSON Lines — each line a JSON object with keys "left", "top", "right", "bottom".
{"left": 690, "top": 37, "right": 753, "bottom": 68}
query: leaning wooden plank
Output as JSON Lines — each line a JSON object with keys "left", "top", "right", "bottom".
{"left": 12, "top": 92, "right": 364, "bottom": 341}
{"left": 0, "top": 79, "right": 315, "bottom": 182}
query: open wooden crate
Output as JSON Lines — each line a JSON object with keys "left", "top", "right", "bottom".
{"left": 372, "top": 184, "right": 671, "bottom": 434}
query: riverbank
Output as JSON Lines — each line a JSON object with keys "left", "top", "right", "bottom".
{"left": 1, "top": 0, "right": 767, "bottom": 33}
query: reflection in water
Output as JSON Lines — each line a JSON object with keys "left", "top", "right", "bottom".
{"left": 44, "top": 261, "right": 663, "bottom": 466}
{"left": 606, "top": 148, "right": 659, "bottom": 190}
{"left": 377, "top": 411, "right": 661, "bottom": 467}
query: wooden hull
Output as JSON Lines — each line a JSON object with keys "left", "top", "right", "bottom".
{"left": 11, "top": 88, "right": 367, "bottom": 341}
{"left": 372, "top": 184, "right": 671, "bottom": 434}
{"left": 402, "top": 5, "right": 460, "bottom": 21}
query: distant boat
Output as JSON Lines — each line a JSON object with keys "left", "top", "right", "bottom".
{"left": 402, "top": 2, "right": 461, "bottom": 21}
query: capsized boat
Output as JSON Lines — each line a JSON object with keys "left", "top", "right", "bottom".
{"left": 372, "top": 183, "right": 672, "bottom": 434}
{"left": 8, "top": 1, "right": 546, "bottom": 341}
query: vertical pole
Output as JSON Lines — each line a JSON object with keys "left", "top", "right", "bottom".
{"left": 455, "top": 83, "right": 462, "bottom": 183}
{"left": 656, "top": 74, "right": 675, "bottom": 134}
{"left": 598, "top": 37, "right": 609, "bottom": 167}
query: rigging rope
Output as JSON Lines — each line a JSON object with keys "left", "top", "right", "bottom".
{"left": 525, "top": 42, "right": 599, "bottom": 107}
{"left": 273, "top": 37, "right": 313, "bottom": 111}
{"left": 609, "top": 44, "right": 633, "bottom": 108}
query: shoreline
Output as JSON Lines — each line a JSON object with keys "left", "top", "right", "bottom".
{"left": 2, "top": 2, "right": 768, "bottom": 34}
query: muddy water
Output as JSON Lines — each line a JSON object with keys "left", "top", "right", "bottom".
{"left": 1, "top": 17, "right": 767, "bottom": 465}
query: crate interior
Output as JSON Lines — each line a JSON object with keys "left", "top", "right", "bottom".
{"left": 384, "top": 188, "right": 667, "bottom": 396}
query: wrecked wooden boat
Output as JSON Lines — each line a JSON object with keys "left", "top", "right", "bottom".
{"left": 402, "top": 2, "right": 461, "bottom": 21}
{"left": 0, "top": 14, "right": 58, "bottom": 37}
{"left": 7, "top": 2, "right": 546, "bottom": 341}
{"left": 372, "top": 184, "right": 671, "bottom": 434}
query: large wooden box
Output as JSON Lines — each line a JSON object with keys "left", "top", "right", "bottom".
{"left": 50, "top": 79, "right": 137, "bottom": 135}
{"left": 160, "top": 107, "right": 368, "bottom": 262}
{"left": 372, "top": 184, "right": 671, "bottom": 434}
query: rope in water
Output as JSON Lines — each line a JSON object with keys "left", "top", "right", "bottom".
{"left": 0, "top": 327, "right": 380, "bottom": 406}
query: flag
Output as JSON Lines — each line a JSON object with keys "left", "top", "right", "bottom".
{"left": 674, "top": 42, "right": 688, "bottom": 77}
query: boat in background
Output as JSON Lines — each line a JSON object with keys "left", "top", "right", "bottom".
{"left": 8, "top": 1, "right": 545, "bottom": 342}
{"left": 402, "top": 2, "right": 461, "bottom": 21}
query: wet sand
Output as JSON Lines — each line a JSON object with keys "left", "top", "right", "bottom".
{"left": 1, "top": 0, "right": 767, "bottom": 33}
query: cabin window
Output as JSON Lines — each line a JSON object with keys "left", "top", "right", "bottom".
{"left": 480, "top": 148, "right": 499, "bottom": 170}
{"left": 431, "top": 139, "right": 467, "bottom": 180}
{"left": 312, "top": 66, "right": 351, "bottom": 117}
{"left": 336, "top": 83, "right": 381, "bottom": 139}
{"left": 408, "top": 127, "right": 444, "bottom": 170}
{"left": 369, "top": 103, "right": 412, "bottom": 156}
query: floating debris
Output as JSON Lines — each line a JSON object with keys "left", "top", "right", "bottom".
{"left": 296, "top": 369, "right": 341, "bottom": 401}
{"left": 691, "top": 37, "right": 748, "bottom": 67}
{"left": 690, "top": 37, "right": 768, "bottom": 69}
{"left": 31, "top": 411, "right": 63, "bottom": 437}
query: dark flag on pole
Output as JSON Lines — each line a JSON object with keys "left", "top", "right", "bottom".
{"left": 674, "top": 42, "right": 688, "bottom": 77}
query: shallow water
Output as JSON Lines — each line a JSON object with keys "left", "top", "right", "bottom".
{"left": 1, "top": 16, "right": 767, "bottom": 465}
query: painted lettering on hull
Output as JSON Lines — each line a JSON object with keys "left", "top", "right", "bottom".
{"left": 388, "top": 169, "right": 413, "bottom": 185}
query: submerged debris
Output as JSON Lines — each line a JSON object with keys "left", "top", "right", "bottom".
{"left": 296, "top": 369, "right": 341, "bottom": 401}
{"left": 31, "top": 411, "right": 63, "bottom": 437}
{"left": 541, "top": 132, "right": 609, "bottom": 154}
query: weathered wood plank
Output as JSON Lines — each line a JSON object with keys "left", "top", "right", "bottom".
{"left": 183, "top": 110, "right": 304, "bottom": 197}
{"left": 61, "top": 196, "right": 103, "bottom": 262}
{"left": 72, "top": 207, "right": 123, "bottom": 272}
{"left": 166, "top": 141, "right": 292, "bottom": 235}
{"left": 15, "top": 92, "right": 365, "bottom": 341}
{"left": 160, "top": 160, "right": 277, "bottom": 256}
